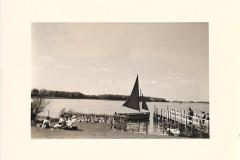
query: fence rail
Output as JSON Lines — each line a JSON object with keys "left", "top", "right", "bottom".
{"left": 153, "top": 107, "right": 209, "bottom": 134}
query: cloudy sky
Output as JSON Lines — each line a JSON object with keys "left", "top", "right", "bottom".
{"left": 32, "top": 23, "right": 208, "bottom": 101}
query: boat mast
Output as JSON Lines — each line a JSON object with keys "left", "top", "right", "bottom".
{"left": 139, "top": 89, "right": 141, "bottom": 114}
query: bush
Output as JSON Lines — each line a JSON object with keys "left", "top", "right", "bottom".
{"left": 31, "top": 89, "right": 49, "bottom": 125}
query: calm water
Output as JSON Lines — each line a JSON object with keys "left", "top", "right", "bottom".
{"left": 40, "top": 99, "right": 209, "bottom": 136}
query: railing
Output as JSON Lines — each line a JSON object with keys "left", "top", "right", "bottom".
{"left": 153, "top": 107, "right": 209, "bottom": 133}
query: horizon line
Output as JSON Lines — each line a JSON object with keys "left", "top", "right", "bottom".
{"left": 31, "top": 88, "right": 209, "bottom": 102}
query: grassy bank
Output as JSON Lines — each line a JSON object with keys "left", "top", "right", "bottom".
{"left": 31, "top": 122, "right": 175, "bottom": 139}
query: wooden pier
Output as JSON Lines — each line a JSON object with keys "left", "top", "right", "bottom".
{"left": 153, "top": 107, "right": 209, "bottom": 137}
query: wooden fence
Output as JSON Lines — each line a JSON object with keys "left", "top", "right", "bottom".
{"left": 153, "top": 107, "right": 209, "bottom": 134}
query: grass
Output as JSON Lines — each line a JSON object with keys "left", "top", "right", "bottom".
{"left": 31, "top": 122, "right": 174, "bottom": 139}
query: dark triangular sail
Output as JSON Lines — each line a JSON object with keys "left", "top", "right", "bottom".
{"left": 122, "top": 75, "right": 140, "bottom": 111}
{"left": 141, "top": 94, "right": 149, "bottom": 111}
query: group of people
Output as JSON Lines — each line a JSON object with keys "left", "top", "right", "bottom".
{"left": 78, "top": 114, "right": 127, "bottom": 130}
{"left": 77, "top": 114, "right": 114, "bottom": 124}
{"left": 188, "top": 107, "right": 209, "bottom": 125}
{"left": 40, "top": 113, "right": 127, "bottom": 131}
{"left": 41, "top": 115, "right": 78, "bottom": 130}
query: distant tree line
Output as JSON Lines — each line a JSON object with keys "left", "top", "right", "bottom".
{"left": 171, "top": 100, "right": 209, "bottom": 104}
{"left": 31, "top": 89, "right": 85, "bottom": 99}
{"left": 31, "top": 88, "right": 168, "bottom": 102}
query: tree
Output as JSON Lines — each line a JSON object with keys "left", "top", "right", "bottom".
{"left": 31, "top": 89, "right": 49, "bottom": 125}
{"left": 31, "top": 88, "right": 39, "bottom": 97}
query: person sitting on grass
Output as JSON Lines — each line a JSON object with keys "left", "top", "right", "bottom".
{"left": 111, "top": 117, "right": 116, "bottom": 130}
{"left": 72, "top": 115, "right": 77, "bottom": 122}
{"left": 71, "top": 115, "right": 78, "bottom": 129}
{"left": 54, "top": 115, "right": 65, "bottom": 129}
{"left": 66, "top": 117, "right": 73, "bottom": 129}
{"left": 42, "top": 117, "right": 51, "bottom": 128}
{"left": 65, "top": 116, "right": 78, "bottom": 130}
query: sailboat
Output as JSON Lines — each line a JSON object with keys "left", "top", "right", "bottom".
{"left": 118, "top": 75, "right": 150, "bottom": 121}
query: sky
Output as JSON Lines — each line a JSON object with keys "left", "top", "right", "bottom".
{"left": 32, "top": 23, "right": 209, "bottom": 101}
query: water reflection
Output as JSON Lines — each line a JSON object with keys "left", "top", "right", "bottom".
{"left": 125, "top": 121, "right": 168, "bottom": 136}
{"left": 126, "top": 122, "right": 148, "bottom": 134}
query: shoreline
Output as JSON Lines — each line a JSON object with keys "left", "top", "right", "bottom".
{"left": 31, "top": 122, "right": 184, "bottom": 139}
{"left": 32, "top": 97, "right": 209, "bottom": 104}
{"left": 33, "top": 97, "right": 168, "bottom": 103}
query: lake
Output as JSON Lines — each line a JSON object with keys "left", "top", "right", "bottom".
{"left": 40, "top": 99, "right": 209, "bottom": 136}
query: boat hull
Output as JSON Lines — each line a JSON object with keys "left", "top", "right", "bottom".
{"left": 118, "top": 112, "right": 150, "bottom": 121}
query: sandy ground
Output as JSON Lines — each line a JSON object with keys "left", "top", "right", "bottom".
{"left": 31, "top": 122, "right": 175, "bottom": 139}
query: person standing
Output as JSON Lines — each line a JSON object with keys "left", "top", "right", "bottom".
{"left": 188, "top": 107, "right": 194, "bottom": 125}
{"left": 201, "top": 111, "right": 206, "bottom": 125}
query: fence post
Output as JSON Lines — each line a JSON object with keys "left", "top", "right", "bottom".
{"left": 186, "top": 114, "right": 188, "bottom": 127}
{"left": 169, "top": 110, "right": 171, "bottom": 122}
{"left": 154, "top": 107, "right": 156, "bottom": 123}
{"left": 160, "top": 108, "right": 162, "bottom": 122}
{"left": 199, "top": 116, "right": 201, "bottom": 127}
{"left": 180, "top": 111, "right": 182, "bottom": 123}
{"left": 207, "top": 120, "right": 209, "bottom": 134}
{"left": 174, "top": 111, "right": 176, "bottom": 123}
{"left": 167, "top": 109, "right": 169, "bottom": 122}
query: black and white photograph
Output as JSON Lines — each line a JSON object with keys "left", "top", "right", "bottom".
{"left": 31, "top": 23, "right": 209, "bottom": 139}
{"left": 1, "top": 0, "right": 240, "bottom": 159}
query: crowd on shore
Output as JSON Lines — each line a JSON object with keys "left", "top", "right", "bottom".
{"left": 38, "top": 108, "right": 209, "bottom": 135}
{"left": 78, "top": 114, "right": 113, "bottom": 123}
{"left": 38, "top": 113, "right": 127, "bottom": 131}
